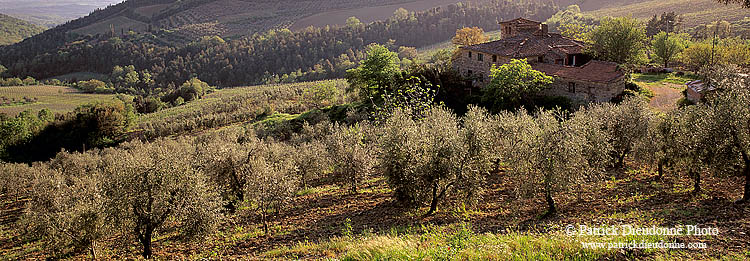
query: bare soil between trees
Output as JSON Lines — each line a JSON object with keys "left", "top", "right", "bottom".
{"left": 3, "top": 163, "right": 747, "bottom": 259}
{"left": 648, "top": 84, "right": 684, "bottom": 112}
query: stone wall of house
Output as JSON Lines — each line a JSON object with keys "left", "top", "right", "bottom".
{"left": 541, "top": 77, "right": 626, "bottom": 103}
{"left": 452, "top": 49, "right": 510, "bottom": 87}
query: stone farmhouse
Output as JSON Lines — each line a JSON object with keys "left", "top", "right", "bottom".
{"left": 452, "top": 17, "right": 627, "bottom": 103}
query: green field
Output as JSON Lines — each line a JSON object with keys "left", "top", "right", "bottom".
{"left": 0, "top": 85, "right": 117, "bottom": 116}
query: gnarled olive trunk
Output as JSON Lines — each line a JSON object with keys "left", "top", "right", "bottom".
{"left": 137, "top": 225, "right": 154, "bottom": 259}
{"left": 692, "top": 170, "right": 701, "bottom": 194}
{"left": 545, "top": 189, "right": 556, "bottom": 216}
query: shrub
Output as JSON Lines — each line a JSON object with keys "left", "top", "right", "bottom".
{"left": 302, "top": 81, "right": 340, "bottom": 109}
{"left": 78, "top": 80, "right": 107, "bottom": 93}
{"left": 179, "top": 77, "right": 210, "bottom": 102}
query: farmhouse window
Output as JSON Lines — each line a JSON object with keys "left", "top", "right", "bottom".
{"left": 492, "top": 55, "right": 497, "bottom": 62}
{"left": 467, "top": 70, "right": 473, "bottom": 77}
{"left": 468, "top": 52, "right": 472, "bottom": 58}
{"left": 568, "top": 82, "right": 576, "bottom": 93}
{"left": 538, "top": 56, "right": 544, "bottom": 63}
{"left": 478, "top": 53, "right": 484, "bottom": 61}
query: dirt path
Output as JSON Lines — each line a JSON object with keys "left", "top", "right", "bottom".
{"left": 647, "top": 83, "right": 683, "bottom": 112}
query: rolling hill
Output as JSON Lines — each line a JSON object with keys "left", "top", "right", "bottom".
{"left": 49, "top": 0, "right": 490, "bottom": 40}
{"left": 0, "top": 13, "right": 46, "bottom": 45}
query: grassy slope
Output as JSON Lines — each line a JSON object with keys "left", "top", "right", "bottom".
{"left": 586, "top": 0, "right": 750, "bottom": 27}
{"left": 0, "top": 85, "right": 116, "bottom": 116}
{"left": 0, "top": 13, "right": 46, "bottom": 45}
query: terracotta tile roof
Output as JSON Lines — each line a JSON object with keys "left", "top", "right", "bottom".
{"left": 460, "top": 33, "right": 585, "bottom": 58}
{"left": 532, "top": 60, "right": 625, "bottom": 84}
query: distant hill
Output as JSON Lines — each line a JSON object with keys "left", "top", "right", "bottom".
{"left": 0, "top": 13, "right": 46, "bottom": 45}
{"left": 0, "top": 0, "right": 122, "bottom": 27}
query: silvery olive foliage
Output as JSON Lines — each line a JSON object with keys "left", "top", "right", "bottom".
{"left": 294, "top": 140, "right": 330, "bottom": 189}
{"left": 661, "top": 105, "right": 720, "bottom": 193}
{"left": 0, "top": 162, "right": 35, "bottom": 200}
{"left": 193, "top": 128, "right": 261, "bottom": 210}
{"left": 380, "top": 106, "right": 493, "bottom": 214}
{"left": 100, "top": 138, "right": 222, "bottom": 259}
{"left": 580, "top": 97, "right": 653, "bottom": 169}
{"left": 500, "top": 109, "right": 603, "bottom": 215}
{"left": 633, "top": 112, "right": 681, "bottom": 178}
{"left": 21, "top": 160, "right": 106, "bottom": 258}
{"left": 703, "top": 68, "right": 750, "bottom": 201}
{"left": 326, "top": 122, "right": 378, "bottom": 194}
{"left": 243, "top": 140, "right": 299, "bottom": 234}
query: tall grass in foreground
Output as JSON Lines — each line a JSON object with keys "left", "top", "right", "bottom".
{"left": 265, "top": 223, "right": 669, "bottom": 260}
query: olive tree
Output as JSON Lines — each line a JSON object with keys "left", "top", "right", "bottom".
{"left": 502, "top": 109, "right": 603, "bottom": 216}
{"left": 583, "top": 97, "right": 653, "bottom": 169}
{"left": 293, "top": 141, "right": 330, "bottom": 189}
{"left": 704, "top": 72, "right": 750, "bottom": 202}
{"left": 668, "top": 106, "right": 719, "bottom": 194}
{"left": 0, "top": 162, "right": 35, "bottom": 200}
{"left": 22, "top": 157, "right": 107, "bottom": 258}
{"left": 633, "top": 113, "right": 681, "bottom": 179}
{"left": 380, "top": 106, "right": 492, "bottom": 215}
{"left": 326, "top": 123, "right": 377, "bottom": 193}
{"left": 243, "top": 141, "right": 299, "bottom": 234}
{"left": 194, "top": 129, "right": 261, "bottom": 211}
{"left": 100, "top": 139, "right": 221, "bottom": 259}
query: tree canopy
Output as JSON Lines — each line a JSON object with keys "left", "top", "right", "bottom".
{"left": 451, "top": 27, "right": 488, "bottom": 47}
{"left": 588, "top": 17, "right": 648, "bottom": 64}
{"left": 481, "top": 59, "right": 554, "bottom": 112}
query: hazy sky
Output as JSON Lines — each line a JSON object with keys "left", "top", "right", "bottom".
{"left": 0, "top": 0, "right": 125, "bottom": 26}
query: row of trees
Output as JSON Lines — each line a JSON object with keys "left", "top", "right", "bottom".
{"left": 6, "top": 74, "right": 749, "bottom": 257}
{"left": 585, "top": 16, "right": 750, "bottom": 68}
